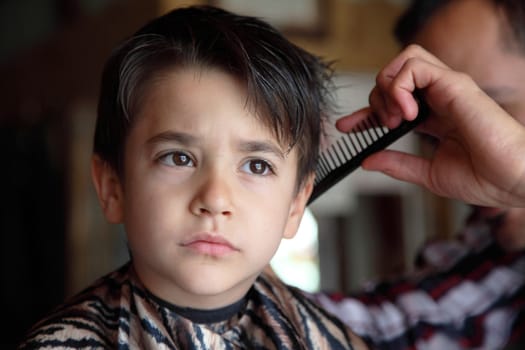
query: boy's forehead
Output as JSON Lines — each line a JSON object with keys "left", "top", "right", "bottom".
{"left": 130, "top": 90, "right": 288, "bottom": 150}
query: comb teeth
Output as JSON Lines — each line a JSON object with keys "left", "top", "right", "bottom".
{"left": 314, "top": 114, "right": 389, "bottom": 186}
{"left": 308, "top": 95, "right": 429, "bottom": 205}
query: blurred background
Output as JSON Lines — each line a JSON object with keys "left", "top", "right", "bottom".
{"left": 0, "top": 0, "right": 468, "bottom": 346}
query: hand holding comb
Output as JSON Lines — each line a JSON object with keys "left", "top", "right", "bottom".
{"left": 308, "top": 92, "right": 430, "bottom": 205}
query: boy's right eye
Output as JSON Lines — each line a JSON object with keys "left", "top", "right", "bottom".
{"left": 158, "top": 151, "right": 195, "bottom": 167}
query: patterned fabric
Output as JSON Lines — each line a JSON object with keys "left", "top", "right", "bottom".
{"left": 18, "top": 263, "right": 359, "bottom": 350}
{"left": 312, "top": 216, "right": 525, "bottom": 350}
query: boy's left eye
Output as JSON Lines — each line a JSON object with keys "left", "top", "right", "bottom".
{"left": 241, "top": 159, "right": 274, "bottom": 176}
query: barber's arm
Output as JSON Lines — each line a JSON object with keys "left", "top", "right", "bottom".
{"left": 337, "top": 45, "right": 525, "bottom": 208}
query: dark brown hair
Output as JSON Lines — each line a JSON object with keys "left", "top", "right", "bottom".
{"left": 93, "top": 5, "right": 334, "bottom": 188}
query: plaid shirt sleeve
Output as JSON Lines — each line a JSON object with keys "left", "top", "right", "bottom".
{"left": 312, "top": 218, "right": 525, "bottom": 350}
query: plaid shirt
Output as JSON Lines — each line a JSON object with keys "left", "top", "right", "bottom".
{"left": 313, "top": 215, "right": 525, "bottom": 349}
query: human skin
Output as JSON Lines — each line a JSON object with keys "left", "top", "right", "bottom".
{"left": 412, "top": 0, "right": 525, "bottom": 251}
{"left": 413, "top": 0, "right": 525, "bottom": 125}
{"left": 91, "top": 67, "right": 313, "bottom": 309}
{"left": 340, "top": 0, "right": 525, "bottom": 250}
{"left": 338, "top": 0, "right": 525, "bottom": 211}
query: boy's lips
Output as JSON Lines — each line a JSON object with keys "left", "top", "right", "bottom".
{"left": 180, "top": 233, "right": 239, "bottom": 257}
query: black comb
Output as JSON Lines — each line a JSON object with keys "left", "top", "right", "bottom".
{"left": 308, "top": 94, "right": 430, "bottom": 205}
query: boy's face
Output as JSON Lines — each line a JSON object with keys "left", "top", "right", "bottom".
{"left": 93, "top": 67, "right": 312, "bottom": 309}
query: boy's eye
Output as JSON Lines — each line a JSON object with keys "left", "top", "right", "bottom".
{"left": 241, "top": 159, "right": 274, "bottom": 175}
{"left": 159, "top": 151, "right": 195, "bottom": 167}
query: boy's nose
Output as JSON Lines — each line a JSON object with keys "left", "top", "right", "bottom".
{"left": 190, "top": 170, "right": 233, "bottom": 217}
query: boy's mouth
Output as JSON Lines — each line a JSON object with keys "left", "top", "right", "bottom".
{"left": 180, "top": 233, "right": 239, "bottom": 257}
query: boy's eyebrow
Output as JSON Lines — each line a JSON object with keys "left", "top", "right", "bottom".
{"left": 238, "top": 141, "right": 286, "bottom": 159}
{"left": 146, "top": 131, "right": 286, "bottom": 159}
{"left": 146, "top": 131, "right": 197, "bottom": 146}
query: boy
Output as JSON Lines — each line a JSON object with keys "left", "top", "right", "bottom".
{"left": 19, "top": 5, "right": 367, "bottom": 349}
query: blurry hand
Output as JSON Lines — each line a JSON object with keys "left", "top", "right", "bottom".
{"left": 337, "top": 45, "right": 525, "bottom": 208}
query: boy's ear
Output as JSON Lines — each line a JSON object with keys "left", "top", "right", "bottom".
{"left": 91, "top": 155, "right": 124, "bottom": 224}
{"left": 282, "top": 173, "right": 315, "bottom": 239}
